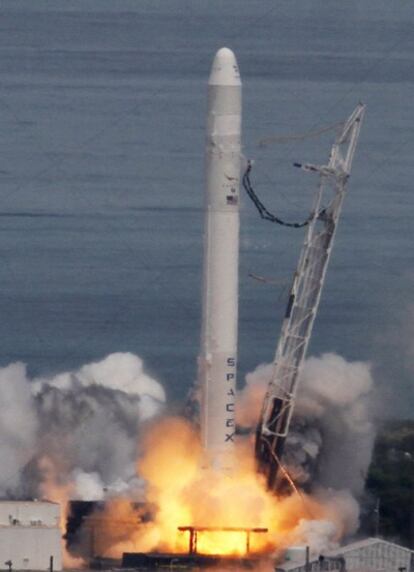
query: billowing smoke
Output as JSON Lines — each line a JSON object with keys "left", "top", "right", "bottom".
{"left": 0, "top": 363, "right": 39, "bottom": 496}
{"left": 0, "top": 352, "right": 165, "bottom": 499}
{"left": 288, "top": 488, "right": 360, "bottom": 554}
{"left": 292, "top": 353, "right": 375, "bottom": 495}
{"left": 236, "top": 352, "right": 376, "bottom": 549}
{"left": 0, "top": 350, "right": 375, "bottom": 560}
{"left": 237, "top": 352, "right": 374, "bottom": 493}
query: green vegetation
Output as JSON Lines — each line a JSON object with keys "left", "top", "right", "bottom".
{"left": 365, "top": 420, "right": 414, "bottom": 548}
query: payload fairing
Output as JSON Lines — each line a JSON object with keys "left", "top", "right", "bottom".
{"left": 198, "top": 48, "right": 242, "bottom": 471}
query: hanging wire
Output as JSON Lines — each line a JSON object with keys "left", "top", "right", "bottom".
{"left": 258, "top": 121, "right": 344, "bottom": 148}
{"left": 266, "top": 441, "right": 315, "bottom": 518}
{"left": 242, "top": 161, "right": 314, "bottom": 228}
{"left": 248, "top": 272, "right": 284, "bottom": 285}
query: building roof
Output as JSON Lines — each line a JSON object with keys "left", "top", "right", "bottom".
{"left": 278, "top": 538, "right": 414, "bottom": 572}
{"left": 326, "top": 538, "right": 414, "bottom": 557}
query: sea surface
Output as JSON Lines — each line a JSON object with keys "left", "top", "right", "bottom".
{"left": 0, "top": 0, "right": 413, "bottom": 416}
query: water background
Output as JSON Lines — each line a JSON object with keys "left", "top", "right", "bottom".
{"left": 1, "top": 0, "right": 413, "bottom": 417}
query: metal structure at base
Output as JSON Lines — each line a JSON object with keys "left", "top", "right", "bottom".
{"left": 177, "top": 526, "right": 268, "bottom": 555}
{"left": 255, "top": 104, "right": 366, "bottom": 492}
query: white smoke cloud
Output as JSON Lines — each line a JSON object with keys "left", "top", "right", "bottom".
{"left": 292, "top": 353, "right": 375, "bottom": 496}
{"left": 72, "top": 470, "right": 105, "bottom": 501}
{"left": 33, "top": 352, "right": 165, "bottom": 406}
{"left": 296, "top": 353, "right": 373, "bottom": 416}
{"left": 0, "top": 353, "right": 165, "bottom": 499}
{"left": 285, "top": 485, "right": 360, "bottom": 555}
{"left": 78, "top": 353, "right": 165, "bottom": 405}
{"left": 236, "top": 362, "right": 272, "bottom": 428}
{"left": 237, "top": 353, "right": 375, "bottom": 496}
{"left": 292, "top": 519, "right": 338, "bottom": 555}
{"left": 0, "top": 363, "right": 38, "bottom": 496}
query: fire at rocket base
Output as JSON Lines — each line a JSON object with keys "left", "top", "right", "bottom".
{"left": 198, "top": 47, "right": 242, "bottom": 471}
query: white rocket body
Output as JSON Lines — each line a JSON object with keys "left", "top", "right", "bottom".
{"left": 198, "top": 48, "right": 242, "bottom": 471}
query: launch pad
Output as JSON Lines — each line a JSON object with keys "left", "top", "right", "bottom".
{"left": 121, "top": 552, "right": 267, "bottom": 569}
{"left": 122, "top": 526, "right": 268, "bottom": 568}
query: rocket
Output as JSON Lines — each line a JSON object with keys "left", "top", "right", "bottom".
{"left": 198, "top": 47, "right": 242, "bottom": 471}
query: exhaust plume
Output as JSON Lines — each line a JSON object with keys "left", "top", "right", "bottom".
{"left": 0, "top": 350, "right": 375, "bottom": 562}
{"left": 84, "top": 416, "right": 361, "bottom": 559}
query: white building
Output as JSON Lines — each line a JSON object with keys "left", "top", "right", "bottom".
{"left": 278, "top": 538, "right": 414, "bottom": 572}
{"left": 0, "top": 501, "right": 62, "bottom": 571}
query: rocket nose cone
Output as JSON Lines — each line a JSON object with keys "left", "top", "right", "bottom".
{"left": 208, "top": 47, "right": 241, "bottom": 87}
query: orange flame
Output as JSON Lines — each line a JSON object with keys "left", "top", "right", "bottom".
{"left": 88, "top": 417, "right": 345, "bottom": 559}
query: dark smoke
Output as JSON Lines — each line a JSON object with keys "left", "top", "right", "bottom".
{"left": 0, "top": 353, "right": 165, "bottom": 499}
{"left": 236, "top": 352, "right": 376, "bottom": 540}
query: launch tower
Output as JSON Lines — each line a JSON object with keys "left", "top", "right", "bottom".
{"left": 255, "top": 104, "right": 366, "bottom": 492}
